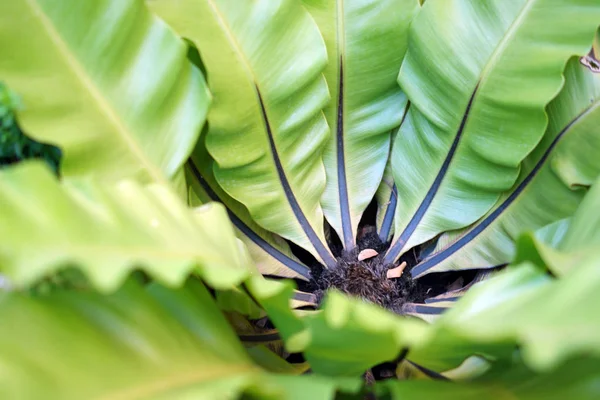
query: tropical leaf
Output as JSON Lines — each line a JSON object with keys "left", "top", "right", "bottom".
{"left": 411, "top": 57, "right": 600, "bottom": 277}
{"left": 0, "top": 278, "right": 360, "bottom": 399}
{"left": 149, "top": 0, "right": 336, "bottom": 267}
{"left": 375, "top": 160, "right": 398, "bottom": 242}
{"left": 516, "top": 175, "right": 600, "bottom": 276}
{"left": 541, "top": 176, "right": 600, "bottom": 260}
{"left": 0, "top": 83, "right": 62, "bottom": 173}
{"left": 302, "top": 0, "right": 419, "bottom": 250}
{"left": 186, "top": 135, "right": 310, "bottom": 280}
{"left": 384, "top": 0, "right": 600, "bottom": 264}
{"left": 251, "top": 254, "right": 600, "bottom": 380}
{"left": 0, "top": 0, "right": 209, "bottom": 183}
{"left": 298, "top": 291, "right": 429, "bottom": 377}
{"left": 532, "top": 217, "right": 571, "bottom": 248}
{"left": 249, "top": 275, "right": 506, "bottom": 377}
{"left": 169, "top": 166, "right": 190, "bottom": 203}
{"left": 381, "top": 357, "right": 600, "bottom": 400}
{"left": 0, "top": 162, "right": 250, "bottom": 291}
{"left": 409, "top": 258, "right": 600, "bottom": 374}
{"left": 401, "top": 301, "right": 457, "bottom": 323}
{"left": 375, "top": 103, "right": 411, "bottom": 243}
{"left": 247, "top": 276, "right": 431, "bottom": 377}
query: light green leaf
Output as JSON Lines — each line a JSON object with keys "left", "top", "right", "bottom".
{"left": 415, "top": 259, "right": 600, "bottom": 372}
{"left": 375, "top": 159, "right": 398, "bottom": 242}
{"left": 412, "top": 57, "right": 600, "bottom": 277}
{"left": 385, "top": 0, "right": 600, "bottom": 264}
{"left": 382, "top": 357, "right": 600, "bottom": 400}
{"left": 375, "top": 101, "right": 412, "bottom": 243}
{"left": 246, "top": 277, "right": 311, "bottom": 353}
{"left": 0, "top": 162, "right": 250, "bottom": 291}
{"left": 552, "top": 176, "right": 600, "bottom": 255}
{"left": 533, "top": 218, "right": 571, "bottom": 248}
{"left": 264, "top": 375, "right": 361, "bottom": 400}
{"left": 253, "top": 257, "right": 600, "bottom": 379}
{"left": 0, "top": 279, "right": 259, "bottom": 399}
{"left": 516, "top": 175, "right": 600, "bottom": 275}
{"left": 303, "top": 0, "right": 419, "bottom": 250}
{"left": 248, "top": 276, "right": 430, "bottom": 377}
{"left": 0, "top": 0, "right": 209, "bottom": 184}
{"left": 186, "top": 136, "right": 310, "bottom": 280}
{"left": 0, "top": 279, "right": 358, "bottom": 399}
{"left": 149, "top": 0, "right": 336, "bottom": 267}
{"left": 300, "top": 291, "right": 429, "bottom": 377}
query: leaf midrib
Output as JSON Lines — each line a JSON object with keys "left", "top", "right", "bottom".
{"left": 413, "top": 99, "right": 600, "bottom": 277}
{"left": 334, "top": 0, "right": 355, "bottom": 249}
{"left": 476, "top": 0, "right": 535, "bottom": 93}
{"left": 205, "top": 0, "right": 335, "bottom": 267}
{"left": 24, "top": 0, "right": 168, "bottom": 184}
{"left": 385, "top": 0, "right": 537, "bottom": 263}
{"left": 186, "top": 159, "right": 312, "bottom": 278}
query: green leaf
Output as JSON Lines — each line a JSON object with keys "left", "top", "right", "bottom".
{"left": 375, "top": 103, "right": 411, "bottom": 244}
{"left": 0, "top": 279, "right": 360, "bottom": 399}
{"left": 375, "top": 159, "right": 398, "bottom": 242}
{"left": 248, "top": 277, "right": 430, "bottom": 377}
{"left": 412, "top": 259, "right": 600, "bottom": 372}
{"left": 533, "top": 218, "right": 571, "bottom": 248}
{"left": 303, "top": 0, "right": 419, "bottom": 250}
{"left": 264, "top": 375, "right": 361, "bottom": 400}
{"left": 0, "top": 280, "right": 258, "bottom": 399}
{"left": 545, "top": 176, "right": 600, "bottom": 266}
{"left": 382, "top": 357, "right": 600, "bottom": 400}
{"left": 0, "top": 83, "right": 62, "bottom": 173}
{"left": 246, "top": 277, "right": 311, "bottom": 353}
{"left": 412, "top": 57, "right": 600, "bottom": 277}
{"left": 149, "top": 0, "right": 336, "bottom": 267}
{"left": 300, "top": 291, "right": 428, "bottom": 377}
{"left": 516, "top": 175, "right": 600, "bottom": 275}
{"left": 384, "top": 0, "right": 600, "bottom": 264}
{"left": 0, "top": 162, "right": 249, "bottom": 291}
{"left": 408, "top": 264, "right": 550, "bottom": 371}
{"left": 253, "top": 257, "right": 600, "bottom": 379}
{"left": 0, "top": 0, "right": 209, "bottom": 183}
{"left": 186, "top": 134, "right": 310, "bottom": 280}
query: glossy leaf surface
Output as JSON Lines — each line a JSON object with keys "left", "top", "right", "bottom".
{"left": 150, "top": 0, "right": 335, "bottom": 266}
{"left": 386, "top": 0, "right": 600, "bottom": 263}
{"left": 0, "top": 163, "right": 249, "bottom": 291}
{"left": 304, "top": 0, "right": 419, "bottom": 250}
{"left": 0, "top": 0, "right": 209, "bottom": 183}
{"left": 413, "top": 59, "right": 600, "bottom": 277}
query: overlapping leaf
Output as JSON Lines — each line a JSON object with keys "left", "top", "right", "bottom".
{"left": 0, "top": 83, "right": 62, "bottom": 173}
{"left": 186, "top": 134, "right": 310, "bottom": 280}
{"left": 248, "top": 276, "right": 432, "bottom": 376}
{"left": 251, "top": 255, "right": 600, "bottom": 380}
{"left": 150, "top": 0, "right": 336, "bottom": 267}
{"left": 375, "top": 161, "right": 399, "bottom": 242}
{"left": 303, "top": 0, "right": 419, "bottom": 250}
{"left": 516, "top": 175, "right": 600, "bottom": 276}
{"left": 0, "top": 279, "right": 360, "bottom": 399}
{"left": 412, "top": 58, "right": 600, "bottom": 277}
{"left": 381, "top": 358, "right": 600, "bottom": 400}
{"left": 0, "top": 162, "right": 249, "bottom": 291}
{"left": 0, "top": 0, "right": 209, "bottom": 183}
{"left": 385, "top": 0, "right": 600, "bottom": 264}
